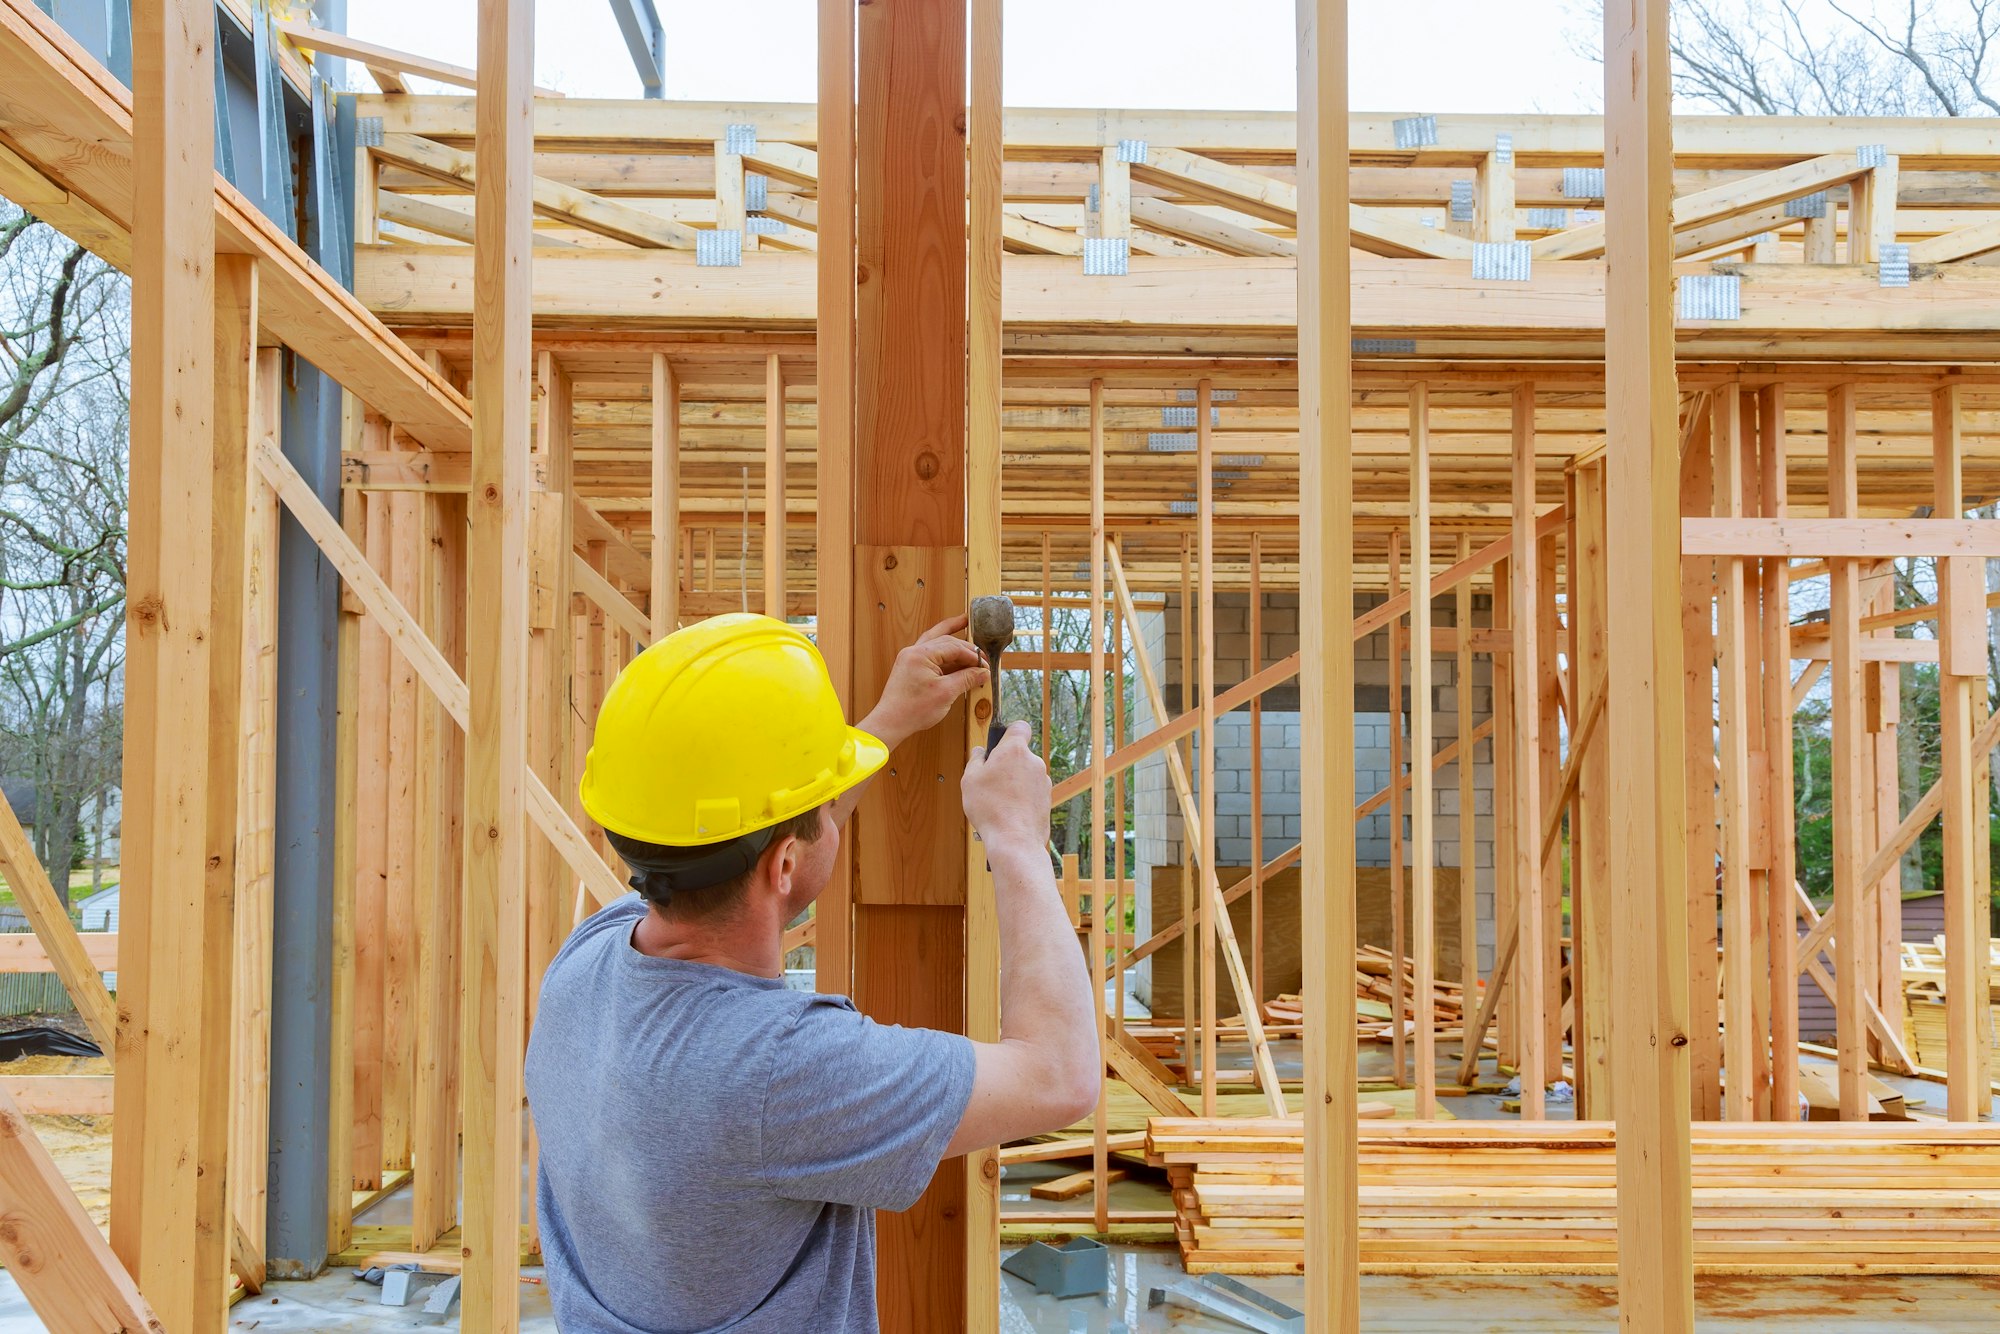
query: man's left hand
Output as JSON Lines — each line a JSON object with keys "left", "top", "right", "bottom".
{"left": 859, "top": 614, "right": 989, "bottom": 750}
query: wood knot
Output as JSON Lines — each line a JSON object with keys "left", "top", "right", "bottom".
{"left": 974, "top": 699, "right": 991, "bottom": 721}
{"left": 914, "top": 451, "right": 940, "bottom": 481}
{"left": 131, "top": 594, "right": 166, "bottom": 628}
{"left": 882, "top": 553, "right": 898, "bottom": 571}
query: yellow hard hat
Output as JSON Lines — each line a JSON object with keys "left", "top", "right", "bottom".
{"left": 579, "top": 613, "right": 887, "bottom": 847}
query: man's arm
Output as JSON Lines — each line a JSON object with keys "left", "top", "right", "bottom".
{"left": 943, "top": 723, "right": 1101, "bottom": 1155}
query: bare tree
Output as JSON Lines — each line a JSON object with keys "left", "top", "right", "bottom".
{"left": 0, "top": 201, "right": 129, "bottom": 903}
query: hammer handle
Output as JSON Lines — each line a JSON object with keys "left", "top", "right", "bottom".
{"left": 984, "top": 721, "right": 1007, "bottom": 759}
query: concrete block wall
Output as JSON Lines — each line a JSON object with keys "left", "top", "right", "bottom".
{"left": 1129, "top": 590, "right": 1500, "bottom": 1005}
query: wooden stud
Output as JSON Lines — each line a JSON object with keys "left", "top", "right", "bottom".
{"left": 651, "top": 354, "right": 680, "bottom": 636}
{"left": 1827, "top": 383, "right": 1868, "bottom": 1121}
{"left": 1934, "top": 384, "right": 1993, "bottom": 1119}
{"left": 1181, "top": 535, "right": 1197, "bottom": 1039}
{"left": 1604, "top": 0, "right": 1695, "bottom": 1320}
{"left": 1491, "top": 555, "right": 1516, "bottom": 1074}
{"left": 1760, "top": 384, "right": 1799, "bottom": 1120}
{"left": 1249, "top": 533, "right": 1266, "bottom": 1012}
{"left": 764, "top": 351, "right": 785, "bottom": 618}
{"left": 1088, "top": 379, "right": 1110, "bottom": 1233}
{"left": 1297, "top": 0, "right": 1361, "bottom": 1326}
{"left": 1573, "top": 460, "right": 1613, "bottom": 1117}
{"left": 1386, "top": 527, "right": 1408, "bottom": 1088}
{"left": 1713, "top": 387, "right": 1755, "bottom": 1120}
{"left": 462, "top": 0, "right": 535, "bottom": 1324}
{"left": 1410, "top": 384, "right": 1437, "bottom": 1116}
{"left": 1455, "top": 533, "right": 1479, "bottom": 1069}
{"left": 1509, "top": 385, "right": 1545, "bottom": 1120}
{"left": 1679, "top": 399, "right": 1722, "bottom": 1121}
{"left": 113, "top": 3, "right": 241, "bottom": 1304}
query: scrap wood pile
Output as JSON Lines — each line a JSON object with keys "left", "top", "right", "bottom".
{"left": 1263, "top": 946, "right": 1469, "bottom": 1040}
{"left": 1145, "top": 1119, "right": 2000, "bottom": 1275}
{"left": 1900, "top": 937, "right": 2000, "bottom": 1069}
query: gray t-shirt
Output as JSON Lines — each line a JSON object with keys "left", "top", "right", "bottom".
{"left": 525, "top": 894, "right": 976, "bottom": 1333}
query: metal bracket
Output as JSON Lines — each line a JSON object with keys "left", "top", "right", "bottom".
{"left": 1525, "top": 207, "right": 1569, "bottom": 230}
{"left": 1678, "top": 273, "right": 1742, "bottom": 320}
{"left": 1562, "top": 166, "right": 1606, "bottom": 199}
{"left": 1879, "top": 241, "right": 1911, "bottom": 287}
{"left": 1148, "top": 1276, "right": 1304, "bottom": 1333}
{"left": 1161, "top": 406, "right": 1221, "bottom": 427}
{"left": 1472, "top": 241, "right": 1532, "bottom": 281}
{"left": 1146, "top": 432, "right": 1196, "bottom": 453}
{"left": 1393, "top": 114, "right": 1438, "bottom": 150}
{"left": 356, "top": 115, "right": 384, "bottom": 149}
{"left": 1177, "top": 387, "right": 1237, "bottom": 402}
{"left": 1169, "top": 500, "right": 1198, "bottom": 516}
{"left": 1449, "top": 180, "right": 1475, "bottom": 223}
{"left": 1857, "top": 143, "right": 1887, "bottom": 168}
{"left": 747, "top": 216, "right": 787, "bottom": 235}
{"left": 1354, "top": 337, "right": 1417, "bottom": 354}
{"left": 1000, "top": 1238, "right": 1109, "bottom": 1298}
{"left": 696, "top": 229, "right": 743, "bottom": 266}
{"left": 1784, "top": 191, "right": 1828, "bottom": 219}
{"left": 1217, "top": 454, "right": 1265, "bottom": 468}
{"left": 1083, "top": 237, "right": 1129, "bottom": 276}
{"left": 1494, "top": 132, "right": 1514, "bottom": 164}
{"left": 1116, "top": 138, "right": 1148, "bottom": 164}
{"left": 745, "top": 171, "right": 768, "bottom": 212}
{"left": 724, "top": 122, "right": 758, "bottom": 156}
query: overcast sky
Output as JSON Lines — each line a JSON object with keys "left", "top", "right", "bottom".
{"left": 343, "top": 0, "right": 1607, "bottom": 113}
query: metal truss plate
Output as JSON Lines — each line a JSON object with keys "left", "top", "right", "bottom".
{"left": 696, "top": 229, "right": 743, "bottom": 266}
{"left": 1879, "top": 241, "right": 1911, "bottom": 286}
{"left": 1176, "top": 387, "right": 1237, "bottom": 402}
{"left": 1494, "top": 132, "right": 1513, "bottom": 164}
{"left": 1784, "top": 191, "right": 1828, "bottom": 218}
{"left": 1353, "top": 337, "right": 1417, "bottom": 354}
{"left": 1449, "top": 179, "right": 1474, "bottom": 222}
{"left": 1116, "top": 138, "right": 1148, "bottom": 164}
{"left": 1525, "top": 207, "right": 1569, "bottom": 230}
{"left": 1678, "top": 273, "right": 1741, "bottom": 320}
{"left": 356, "top": 115, "right": 384, "bottom": 148}
{"left": 1472, "top": 241, "right": 1532, "bottom": 281}
{"left": 1160, "top": 406, "right": 1221, "bottom": 427}
{"left": 1146, "top": 432, "right": 1195, "bottom": 453}
{"left": 1857, "top": 143, "right": 1887, "bottom": 168}
{"left": 724, "top": 122, "right": 758, "bottom": 156}
{"left": 1393, "top": 114, "right": 1438, "bottom": 149}
{"left": 1562, "top": 166, "right": 1606, "bottom": 199}
{"left": 745, "top": 171, "right": 768, "bottom": 211}
{"left": 747, "top": 216, "right": 787, "bottom": 235}
{"left": 1082, "top": 236, "right": 1129, "bottom": 276}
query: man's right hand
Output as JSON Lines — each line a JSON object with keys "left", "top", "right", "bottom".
{"left": 962, "top": 721, "right": 1051, "bottom": 850}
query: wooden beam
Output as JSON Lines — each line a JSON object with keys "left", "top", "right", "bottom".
{"left": 1509, "top": 385, "right": 1545, "bottom": 1120}
{"left": 1128, "top": 195, "right": 1295, "bottom": 257}
{"left": 1761, "top": 384, "right": 1801, "bottom": 1119}
{"left": 764, "top": 352, "right": 785, "bottom": 617}
{"left": 1827, "top": 383, "right": 1868, "bottom": 1122}
{"left": 1297, "top": 1, "right": 1360, "bottom": 1328}
{"left": 112, "top": 9, "right": 239, "bottom": 1322}
{"left": 277, "top": 20, "right": 564, "bottom": 97}
{"left": 1603, "top": 0, "right": 1694, "bottom": 1322}
{"left": 1681, "top": 518, "right": 2000, "bottom": 559}
{"left": 461, "top": 0, "right": 535, "bottom": 1326}
{"left": 1713, "top": 388, "right": 1756, "bottom": 1121}
{"left": 1198, "top": 376, "right": 1219, "bottom": 1117}
{"left": 1410, "top": 383, "right": 1437, "bottom": 1118}
{"left": 0, "top": 1082, "right": 160, "bottom": 1330}
{"left": 0, "top": 795, "right": 117, "bottom": 1052}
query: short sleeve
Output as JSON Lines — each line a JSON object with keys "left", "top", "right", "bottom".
{"left": 757, "top": 999, "right": 976, "bottom": 1211}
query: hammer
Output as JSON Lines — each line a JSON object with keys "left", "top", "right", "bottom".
{"left": 968, "top": 595, "right": 1016, "bottom": 759}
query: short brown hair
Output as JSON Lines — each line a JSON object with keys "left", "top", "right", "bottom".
{"left": 607, "top": 807, "right": 825, "bottom": 922}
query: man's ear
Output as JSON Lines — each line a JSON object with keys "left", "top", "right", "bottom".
{"left": 764, "top": 834, "right": 801, "bottom": 897}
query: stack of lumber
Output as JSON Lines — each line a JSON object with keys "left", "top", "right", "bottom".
{"left": 1263, "top": 946, "right": 1468, "bottom": 1039}
{"left": 1901, "top": 938, "right": 2000, "bottom": 1070}
{"left": 1146, "top": 1119, "right": 2000, "bottom": 1275}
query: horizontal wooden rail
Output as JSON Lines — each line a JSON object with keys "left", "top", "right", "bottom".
{"left": 1683, "top": 518, "right": 2000, "bottom": 559}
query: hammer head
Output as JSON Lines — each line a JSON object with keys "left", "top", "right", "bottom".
{"left": 968, "top": 595, "right": 1017, "bottom": 657}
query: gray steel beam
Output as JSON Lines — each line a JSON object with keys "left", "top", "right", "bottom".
{"left": 607, "top": 0, "right": 666, "bottom": 98}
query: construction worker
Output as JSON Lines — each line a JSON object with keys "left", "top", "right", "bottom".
{"left": 526, "top": 612, "right": 1102, "bottom": 1333}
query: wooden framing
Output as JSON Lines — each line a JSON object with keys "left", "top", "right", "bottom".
{"left": 9, "top": 0, "right": 2000, "bottom": 1327}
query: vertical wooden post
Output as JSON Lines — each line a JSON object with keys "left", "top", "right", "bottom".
{"left": 851, "top": 0, "right": 972, "bottom": 1321}
{"left": 1934, "top": 384, "right": 1993, "bottom": 1119}
{"left": 1455, "top": 533, "right": 1478, "bottom": 1059}
{"left": 1536, "top": 515, "right": 1563, "bottom": 1080}
{"left": 1604, "top": 0, "right": 1695, "bottom": 1320}
{"left": 113, "top": 0, "right": 238, "bottom": 1313}
{"left": 463, "top": 0, "right": 535, "bottom": 1323}
{"left": 1249, "top": 533, "right": 1266, "bottom": 1009}
{"left": 651, "top": 353, "right": 680, "bottom": 637}
{"left": 1827, "top": 384, "right": 1868, "bottom": 1120}
{"left": 353, "top": 481, "right": 389, "bottom": 1192}
{"left": 1410, "top": 384, "right": 1437, "bottom": 1116}
{"left": 1714, "top": 387, "right": 1755, "bottom": 1120}
{"left": 1087, "top": 379, "right": 1109, "bottom": 1233}
{"left": 1491, "top": 556, "right": 1516, "bottom": 1072}
{"left": 1181, "top": 536, "right": 1197, "bottom": 1036}
{"left": 1680, "top": 403, "right": 1721, "bottom": 1120}
{"left": 765, "top": 352, "right": 786, "bottom": 618}
{"left": 1197, "top": 378, "right": 1219, "bottom": 1116}
{"left": 1760, "top": 385, "right": 1799, "bottom": 1118}
{"left": 382, "top": 489, "right": 418, "bottom": 1173}
{"left": 1510, "top": 385, "right": 1545, "bottom": 1119}
{"left": 1386, "top": 529, "right": 1408, "bottom": 1087}
{"left": 965, "top": 2, "right": 1004, "bottom": 1310}
{"left": 1297, "top": 0, "right": 1360, "bottom": 1326}
{"left": 1574, "top": 459, "right": 1614, "bottom": 1117}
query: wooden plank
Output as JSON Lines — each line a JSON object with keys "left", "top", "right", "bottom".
{"left": 1713, "top": 388, "right": 1755, "bottom": 1121}
{"left": 572, "top": 552, "right": 651, "bottom": 646}
{"left": 2, "top": 1076, "right": 115, "bottom": 1116}
{"left": 1603, "top": 0, "right": 1695, "bottom": 1323}
{"left": 0, "top": 1082, "right": 160, "bottom": 1331}
{"left": 278, "top": 20, "right": 563, "bottom": 96}
{"left": 1934, "top": 384, "right": 1993, "bottom": 1120}
{"left": 382, "top": 489, "right": 420, "bottom": 1175}
{"left": 1454, "top": 532, "right": 1479, "bottom": 1073}
{"left": 1386, "top": 530, "right": 1407, "bottom": 1088}
{"left": 1199, "top": 377, "right": 1219, "bottom": 1117}
{"left": 1088, "top": 378, "right": 1111, "bottom": 1232}
{"left": 651, "top": 354, "right": 679, "bottom": 634}
{"left": 1297, "top": 1, "right": 1361, "bottom": 1327}
{"left": 764, "top": 352, "right": 785, "bottom": 617}
{"left": 1573, "top": 462, "right": 1612, "bottom": 1116}
{"left": 0, "top": 932, "right": 118, "bottom": 972}
{"left": 966, "top": 2, "right": 1005, "bottom": 1306}
{"left": 461, "top": 0, "right": 535, "bottom": 1325}
{"left": 111, "top": 10, "right": 241, "bottom": 1312}
{"left": 1249, "top": 533, "right": 1266, "bottom": 1011}
{"left": 1410, "top": 385, "right": 1437, "bottom": 1117}
{"left": 1534, "top": 151, "right": 1872, "bottom": 260}
{"left": 1509, "top": 386, "right": 1545, "bottom": 1120}
{"left": 1681, "top": 518, "right": 2000, "bottom": 559}
{"left": 1827, "top": 383, "right": 1868, "bottom": 1122}
{"left": 1761, "top": 384, "right": 1800, "bottom": 1119}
